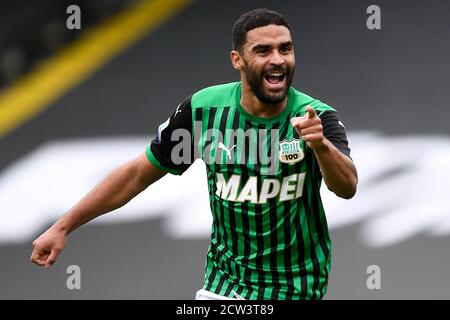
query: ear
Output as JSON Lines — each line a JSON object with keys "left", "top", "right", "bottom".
{"left": 230, "top": 50, "right": 243, "bottom": 70}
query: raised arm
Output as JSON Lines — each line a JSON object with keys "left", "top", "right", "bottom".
{"left": 30, "top": 152, "right": 166, "bottom": 268}
{"left": 291, "top": 106, "right": 358, "bottom": 199}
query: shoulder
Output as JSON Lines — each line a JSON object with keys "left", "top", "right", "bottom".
{"left": 191, "top": 82, "right": 240, "bottom": 110}
{"left": 289, "top": 87, "right": 337, "bottom": 116}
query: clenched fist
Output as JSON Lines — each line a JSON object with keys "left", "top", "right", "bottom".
{"left": 30, "top": 228, "right": 67, "bottom": 268}
{"left": 290, "top": 106, "right": 325, "bottom": 150}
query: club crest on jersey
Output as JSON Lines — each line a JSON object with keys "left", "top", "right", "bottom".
{"left": 279, "top": 139, "right": 304, "bottom": 164}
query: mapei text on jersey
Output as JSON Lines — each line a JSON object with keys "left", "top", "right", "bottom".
{"left": 215, "top": 172, "right": 306, "bottom": 204}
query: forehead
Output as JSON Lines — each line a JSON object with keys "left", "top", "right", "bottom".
{"left": 244, "top": 24, "right": 292, "bottom": 48}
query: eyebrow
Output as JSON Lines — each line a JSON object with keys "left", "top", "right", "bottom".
{"left": 251, "top": 41, "right": 293, "bottom": 52}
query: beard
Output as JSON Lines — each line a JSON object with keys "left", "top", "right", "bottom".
{"left": 243, "top": 59, "right": 294, "bottom": 104}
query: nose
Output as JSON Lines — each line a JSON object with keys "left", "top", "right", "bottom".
{"left": 269, "top": 50, "right": 284, "bottom": 65}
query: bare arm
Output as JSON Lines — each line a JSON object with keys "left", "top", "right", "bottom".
{"left": 291, "top": 106, "right": 358, "bottom": 199}
{"left": 310, "top": 138, "right": 358, "bottom": 199}
{"left": 30, "top": 152, "right": 166, "bottom": 267}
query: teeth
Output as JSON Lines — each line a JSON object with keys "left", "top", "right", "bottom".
{"left": 268, "top": 72, "right": 283, "bottom": 77}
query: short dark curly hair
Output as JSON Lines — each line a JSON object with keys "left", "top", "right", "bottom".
{"left": 232, "top": 8, "right": 291, "bottom": 54}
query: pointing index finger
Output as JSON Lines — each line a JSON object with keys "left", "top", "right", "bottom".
{"left": 306, "top": 106, "right": 317, "bottom": 118}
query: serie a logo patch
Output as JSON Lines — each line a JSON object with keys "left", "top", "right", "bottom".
{"left": 279, "top": 138, "right": 304, "bottom": 164}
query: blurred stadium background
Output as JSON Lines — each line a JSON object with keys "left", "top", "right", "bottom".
{"left": 0, "top": 0, "right": 449, "bottom": 299}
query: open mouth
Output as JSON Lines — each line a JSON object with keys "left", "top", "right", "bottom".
{"left": 264, "top": 72, "right": 286, "bottom": 88}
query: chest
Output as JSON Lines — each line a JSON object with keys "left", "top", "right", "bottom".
{"left": 194, "top": 117, "right": 309, "bottom": 177}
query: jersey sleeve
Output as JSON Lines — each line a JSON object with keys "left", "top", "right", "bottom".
{"left": 318, "top": 111, "right": 352, "bottom": 158}
{"left": 146, "top": 96, "right": 194, "bottom": 175}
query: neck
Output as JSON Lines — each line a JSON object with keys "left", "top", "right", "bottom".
{"left": 240, "top": 80, "right": 288, "bottom": 118}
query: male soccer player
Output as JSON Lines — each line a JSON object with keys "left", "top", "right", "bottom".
{"left": 31, "top": 8, "right": 357, "bottom": 300}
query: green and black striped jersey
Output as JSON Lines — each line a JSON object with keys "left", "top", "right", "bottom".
{"left": 146, "top": 82, "right": 352, "bottom": 300}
